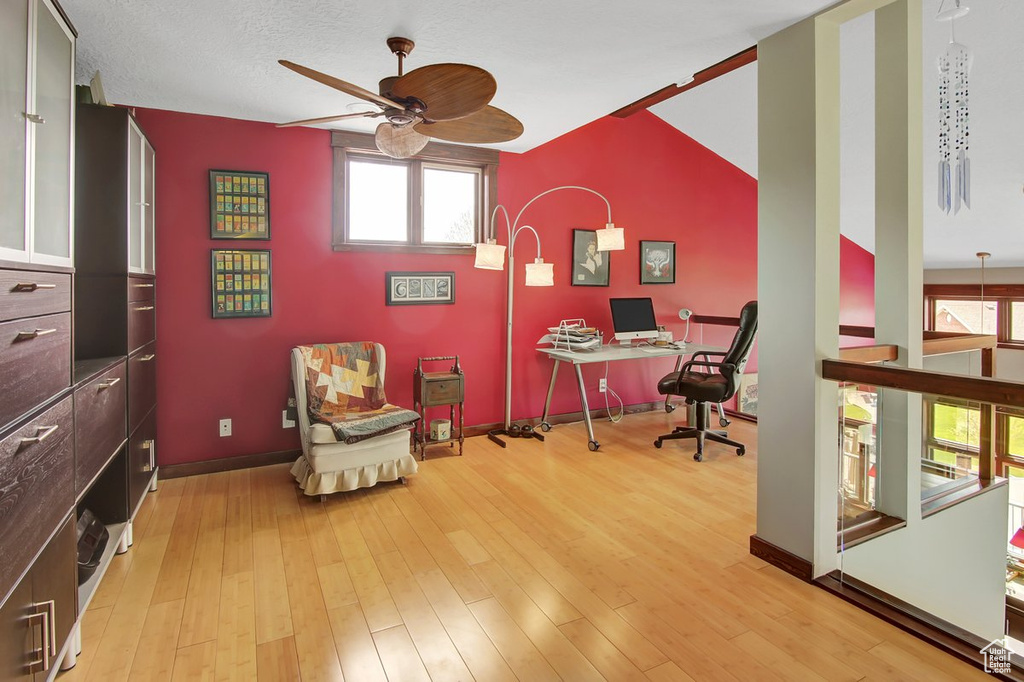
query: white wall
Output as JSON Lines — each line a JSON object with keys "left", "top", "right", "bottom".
{"left": 841, "top": 485, "right": 1008, "bottom": 640}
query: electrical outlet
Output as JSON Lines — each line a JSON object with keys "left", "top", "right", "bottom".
{"left": 282, "top": 409, "right": 296, "bottom": 429}
{"left": 599, "top": 378, "right": 607, "bottom": 393}
{"left": 219, "top": 419, "right": 232, "bottom": 437}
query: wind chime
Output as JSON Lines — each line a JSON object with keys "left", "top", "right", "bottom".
{"left": 936, "top": 0, "right": 972, "bottom": 214}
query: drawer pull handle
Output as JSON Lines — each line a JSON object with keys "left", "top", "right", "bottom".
{"left": 17, "top": 328, "right": 57, "bottom": 339}
{"left": 134, "top": 283, "right": 155, "bottom": 288}
{"left": 139, "top": 354, "right": 156, "bottom": 362}
{"left": 13, "top": 282, "right": 57, "bottom": 292}
{"left": 26, "top": 610, "right": 47, "bottom": 673}
{"left": 23, "top": 112, "right": 45, "bottom": 124}
{"left": 99, "top": 377, "right": 121, "bottom": 389}
{"left": 43, "top": 600, "right": 56, "bottom": 657}
{"left": 134, "top": 305, "right": 155, "bottom": 311}
{"left": 136, "top": 202, "right": 152, "bottom": 207}
{"left": 22, "top": 424, "right": 58, "bottom": 445}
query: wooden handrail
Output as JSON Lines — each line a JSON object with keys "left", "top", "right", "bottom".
{"left": 838, "top": 345, "right": 898, "bottom": 363}
{"left": 822, "top": 359, "right": 1024, "bottom": 408}
{"left": 921, "top": 334, "right": 996, "bottom": 355}
{"left": 840, "top": 325, "right": 876, "bottom": 338}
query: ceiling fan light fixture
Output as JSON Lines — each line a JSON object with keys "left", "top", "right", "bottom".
{"left": 374, "top": 122, "right": 429, "bottom": 158}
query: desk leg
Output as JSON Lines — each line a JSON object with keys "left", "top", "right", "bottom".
{"left": 573, "top": 363, "right": 599, "bottom": 451}
{"left": 539, "top": 360, "right": 560, "bottom": 432}
{"left": 664, "top": 355, "right": 684, "bottom": 413}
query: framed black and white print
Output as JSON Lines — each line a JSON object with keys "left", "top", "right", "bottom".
{"left": 386, "top": 272, "right": 455, "bottom": 305}
{"left": 640, "top": 240, "right": 675, "bottom": 284}
{"left": 571, "top": 229, "right": 610, "bottom": 287}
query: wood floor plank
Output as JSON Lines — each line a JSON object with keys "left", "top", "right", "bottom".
{"left": 252, "top": 527, "right": 293, "bottom": 644}
{"left": 557, "top": 616, "right": 650, "bottom": 682}
{"left": 222, "top": 470, "right": 254, "bottom": 577}
{"left": 127, "top": 598, "right": 185, "bottom": 681}
{"left": 170, "top": 641, "right": 217, "bottom": 682}
{"left": 151, "top": 475, "right": 207, "bottom": 605}
{"left": 644, "top": 660, "right": 699, "bottom": 682}
{"left": 372, "top": 625, "right": 432, "bottom": 682}
{"left": 326, "top": 603, "right": 388, "bottom": 682}
{"left": 255, "top": 636, "right": 301, "bottom": 682}
{"left": 468, "top": 596, "right": 561, "bottom": 682}
{"left": 178, "top": 472, "right": 229, "bottom": 647}
{"left": 214, "top": 571, "right": 258, "bottom": 682}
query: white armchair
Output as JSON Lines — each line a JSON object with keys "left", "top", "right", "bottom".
{"left": 290, "top": 344, "right": 418, "bottom": 497}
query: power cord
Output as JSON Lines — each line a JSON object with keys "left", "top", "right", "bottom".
{"left": 602, "top": 362, "right": 624, "bottom": 423}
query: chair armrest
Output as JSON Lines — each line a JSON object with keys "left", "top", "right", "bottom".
{"left": 692, "top": 350, "right": 727, "bottom": 364}
{"left": 679, "top": 359, "right": 736, "bottom": 374}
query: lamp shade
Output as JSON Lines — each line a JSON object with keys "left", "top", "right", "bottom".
{"left": 375, "top": 123, "right": 429, "bottom": 158}
{"left": 1011, "top": 527, "right": 1024, "bottom": 550}
{"left": 678, "top": 308, "right": 693, "bottom": 320}
{"left": 595, "top": 223, "right": 624, "bottom": 251}
{"left": 474, "top": 241, "right": 506, "bottom": 270}
{"left": 524, "top": 258, "right": 554, "bottom": 286}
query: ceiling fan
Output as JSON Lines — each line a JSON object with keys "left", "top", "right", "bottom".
{"left": 277, "top": 37, "right": 523, "bottom": 158}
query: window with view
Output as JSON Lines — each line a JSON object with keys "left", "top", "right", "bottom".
{"left": 332, "top": 131, "right": 497, "bottom": 253}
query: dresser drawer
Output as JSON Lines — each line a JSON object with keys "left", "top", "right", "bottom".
{"left": 0, "top": 270, "right": 71, "bottom": 323}
{"left": 0, "top": 313, "right": 71, "bottom": 429}
{"left": 128, "top": 408, "right": 156, "bottom": 516}
{"left": 0, "top": 397, "right": 74, "bottom": 605}
{"left": 74, "top": 361, "right": 127, "bottom": 494}
{"left": 421, "top": 376, "right": 464, "bottom": 406}
{"left": 127, "top": 276, "right": 155, "bottom": 303}
{"left": 128, "top": 342, "right": 156, "bottom": 434}
{"left": 127, "top": 299, "right": 155, "bottom": 353}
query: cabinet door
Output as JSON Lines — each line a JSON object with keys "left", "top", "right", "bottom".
{"left": 143, "top": 140, "right": 155, "bottom": 274}
{"left": 31, "top": 516, "right": 75, "bottom": 682}
{"left": 0, "top": 0, "right": 29, "bottom": 260}
{"left": 127, "top": 121, "right": 143, "bottom": 273}
{"left": 30, "top": 0, "right": 74, "bottom": 267}
{"left": 0, "top": 578, "right": 33, "bottom": 682}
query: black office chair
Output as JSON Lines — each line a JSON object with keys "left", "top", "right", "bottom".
{"left": 653, "top": 301, "right": 757, "bottom": 461}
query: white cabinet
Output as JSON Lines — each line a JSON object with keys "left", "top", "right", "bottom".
{"left": 0, "top": 0, "right": 74, "bottom": 267}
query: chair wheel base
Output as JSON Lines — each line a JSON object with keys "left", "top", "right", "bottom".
{"left": 588, "top": 440, "right": 600, "bottom": 452}
{"left": 654, "top": 439, "right": 662, "bottom": 449}
{"left": 693, "top": 453, "right": 703, "bottom": 462}
{"left": 737, "top": 448, "right": 745, "bottom": 456}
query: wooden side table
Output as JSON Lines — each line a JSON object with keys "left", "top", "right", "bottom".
{"left": 413, "top": 355, "right": 464, "bottom": 460}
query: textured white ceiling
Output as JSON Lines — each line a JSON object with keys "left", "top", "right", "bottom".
{"left": 651, "top": 1, "right": 1024, "bottom": 269}
{"left": 61, "top": 0, "right": 835, "bottom": 153}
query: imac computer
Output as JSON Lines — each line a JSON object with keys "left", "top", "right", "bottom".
{"left": 609, "top": 297, "right": 659, "bottom": 343}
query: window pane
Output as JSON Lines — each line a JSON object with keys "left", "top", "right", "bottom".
{"left": 349, "top": 160, "right": 407, "bottom": 241}
{"left": 423, "top": 167, "right": 476, "bottom": 244}
{"left": 933, "top": 299, "right": 996, "bottom": 334}
{"left": 932, "top": 402, "right": 980, "bottom": 448}
{"left": 1008, "top": 415, "right": 1024, "bottom": 457}
{"left": 1012, "top": 302, "right": 1024, "bottom": 341}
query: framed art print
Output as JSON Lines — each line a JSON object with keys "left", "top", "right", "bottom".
{"left": 210, "top": 170, "right": 270, "bottom": 239}
{"left": 212, "top": 249, "right": 272, "bottom": 318}
{"left": 571, "top": 229, "right": 610, "bottom": 286}
{"left": 640, "top": 240, "right": 675, "bottom": 284}
{"left": 386, "top": 272, "right": 455, "bottom": 305}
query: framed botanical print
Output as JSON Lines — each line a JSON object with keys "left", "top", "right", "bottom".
{"left": 571, "top": 229, "right": 610, "bottom": 286}
{"left": 640, "top": 240, "right": 675, "bottom": 284}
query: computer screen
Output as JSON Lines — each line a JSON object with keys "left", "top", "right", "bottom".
{"left": 609, "top": 297, "right": 659, "bottom": 342}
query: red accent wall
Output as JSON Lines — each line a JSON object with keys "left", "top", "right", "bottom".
{"left": 135, "top": 107, "right": 873, "bottom": 465}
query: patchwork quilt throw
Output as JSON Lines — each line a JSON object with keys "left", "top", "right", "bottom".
{"left": 300, "top": 342, "right": 419, "bottom": 444}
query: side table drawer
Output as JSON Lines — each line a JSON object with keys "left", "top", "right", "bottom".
{"left": 0, "top": 313, "right": 71, "bottom": 430}
{"left": 0, "top": 396, "right": 74, "bottom": 603}
{"left": 74, "top": 361, "right": 127, "bottom": 494}
{"left": 422, "top": 377, "right": 464, "bottom": 406}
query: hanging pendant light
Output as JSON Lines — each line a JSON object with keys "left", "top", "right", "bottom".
{"left": 375, "top": 122, "right": 429, "bottom": 158}
{"left": 936, "top": 0, "right": 972, "bottom": 215}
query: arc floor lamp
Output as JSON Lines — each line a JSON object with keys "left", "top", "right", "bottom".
{"left": 474, "top": 185, "right": 624, "bottom": 447}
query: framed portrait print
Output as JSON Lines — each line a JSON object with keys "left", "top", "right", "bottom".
{"left": 640, "top": 240, "right": 675, "bottom": 284}
{"left": 571, "top": 229, "right": 610, "bottom": 286}
{"left": 386, "top": 272, "right": 455, "bottom": 305}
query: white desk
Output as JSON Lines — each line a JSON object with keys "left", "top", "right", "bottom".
{"left": 536, "top": 342, "right": 723, "bottom": 450}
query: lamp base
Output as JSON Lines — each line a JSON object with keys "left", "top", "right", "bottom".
{"left": 487, "top": 424, "right": 545, "bottom": 448}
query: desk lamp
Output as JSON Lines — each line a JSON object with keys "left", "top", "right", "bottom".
{"left": 474, "top": 185, "right": 623, "bottom": 447}
{"left": 678, "top": 308, "right": 693, "bottom": 343}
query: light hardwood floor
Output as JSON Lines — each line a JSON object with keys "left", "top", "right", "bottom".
{"left": 58, "top": 411, "right": 987, "bottom": 681}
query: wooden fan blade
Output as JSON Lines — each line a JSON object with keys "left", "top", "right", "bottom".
{"left": 276, "top": 111, "right": 381, "bottom": 128}
{"left": 391, "top": 64, "right": 496, "bottom": 122}
{"left": 415, "top": 106, "right": 523, "bottom": 144}
{"left": 279, "top": 60, "right": 402, "bottom": 110}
